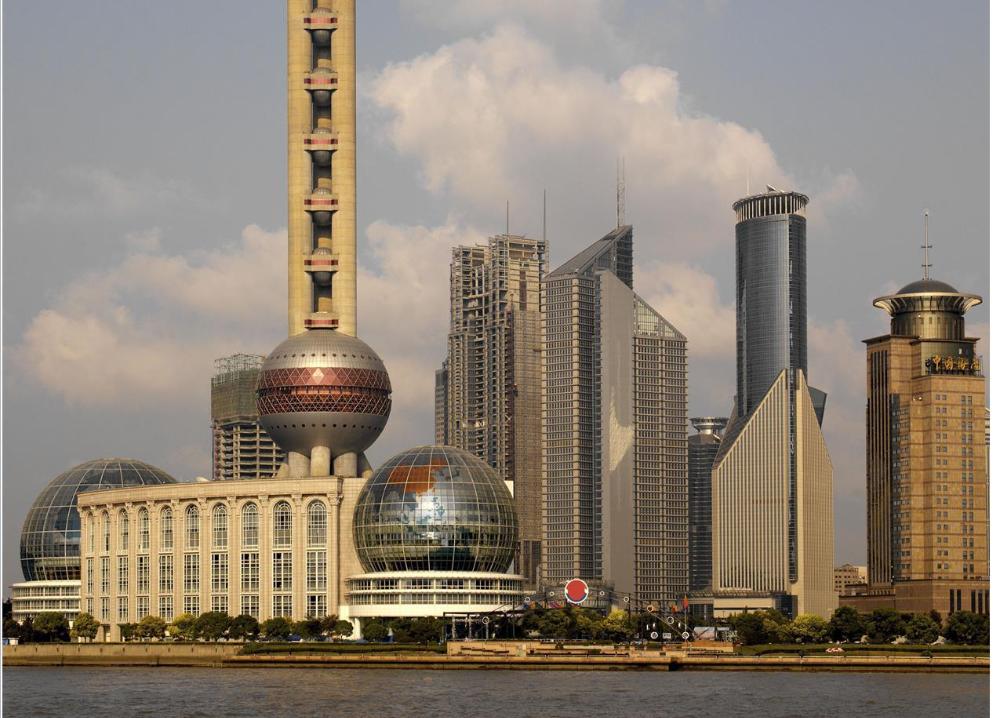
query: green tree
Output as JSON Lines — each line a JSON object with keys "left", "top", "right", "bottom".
{"left": 229, "top": 614, "right": 260, "bottom": 641}
{"left": 865, "top": 608, "right": 906, "bottom": 644}
{"left": 261, "top": 617, "right": 293, "bottom": 641}
{"left": 293, "top": 618, "right": 323, "bottom": 641}
{"left": 928, "top": 609, "right": 943, "bottom": 628}
{"left": 362, "top": 619, "right": 389, "bottom": 642}
{"left": 945, "top": 611, "right": 989, "bottom": 645}
{"left": 3, "top": 618, "right": 22, "bottom": 641}
{"left": 18, "top": 617, "right": 37, "bottom": 643}
{"left": 71, "top": 612, "right": 99, "bottom": 642}
{"left": 118, "top": 623, "right": 138, "bottom": 642}
{"left": 137, "top": 615, "right": 167, "bottom": 641}
{"left": 788, "top": 614, "right": 829, "bottom": 644}
{"left": 168, "top": 613, "right": 198, "bottom": 641}
{"left": 599, "top": 610, "right": 636, "bottom": 642}
{"left": 326, "top": 619, "right": 355, "bottom": 640}
{"left": 3, "top": 599, "right": 12, "bottom": 620}
{"left": 194, "top": 612, "right": 231, "bottom": 641}
{"left": 34, "top": 613, "right": 70, "bottom": 642}
{"left": 905, "top": 614, "right": 940, "bottom": 644}
{"left": 829, "top": 606, "right": 865, "bottom": 642}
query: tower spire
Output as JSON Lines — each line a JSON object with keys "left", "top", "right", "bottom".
{"left": 922, "top": 209, "right": 932, "bottom": 280}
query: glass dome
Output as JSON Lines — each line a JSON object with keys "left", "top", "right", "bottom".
{"left": 20, "top": 458, "right": 177, "bottom": 581}
{"left": 353, "top": 446, "right": 517, "bottom": 573}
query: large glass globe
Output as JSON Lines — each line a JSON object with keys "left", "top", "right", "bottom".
{"left": 20, "top": 458, "right": 177, "bottom": 581}
{"left": 353, "top": 446, "right": 517, "bottom": 573}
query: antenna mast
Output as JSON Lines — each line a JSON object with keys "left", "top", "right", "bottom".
{"left": 921, "top": 209, "right": 932, "bottom": 280}
{"left": 616, "top": 157, "right": 625, "bottom": 227}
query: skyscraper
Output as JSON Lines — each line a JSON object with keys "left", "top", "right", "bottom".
{"left": 711, "top": 189, "right": 836, "bottom": 618}
{"left": 443, "top": 234, "right": 548, "bottom": 581}
{"left": 688, "top": 417, "right": 727, "bottom": 593}
{"left": 211, "top": 354, "right": 285, "bottom": 481}
{"left": 846, "top": 270, "right": 988, "bottom": 615}
{"left": 542, "top": 226, "right": 688, "bottom": 605}
{"left": 288, "top": 0, "right": 356, "bottom": 336}
{"left": 434, "top": 360, "right": 449, "bottom": 445}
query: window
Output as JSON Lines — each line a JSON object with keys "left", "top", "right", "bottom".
{"left": 117, "top": 556, "right": 129, "bottom": 594}
{"left": 242, "top": 503, "right": 259, "bottom": 548}
{"left": 307, "top": 501, "right": 327, "bottom": 546}
{"left": 137, "top": 596, "right": 149, "bottom": 620}
{"left": 161, "top": 507, "right": 174, "bottom": 550}
{"left": 138, "top": 508, "right": 150, "bottom": 552}
{"left": 211, "top": 553, "right": 229, "bottom": 593}
{"left": 118, "top": 510, "right": 129, "bottom": 551}
{"left": 102, "top": 512, "right": 110, "bottom": 553}
{"left": 206, "top": 505, "right": 227, "bottom": 552}
{"left": 118, "top": 596, "right": 129, "bottom": 622}
{"left": 137, "top": 555, "right": 150, "bottom": 594}
{"left": 86, "top": 558, "right": 94, "bottom": 594}
{"left": 306, "top": 550, "right": 327, "bottom": 591}
{"left": 185, "top": 505, "right": 200, "bottom": 549}
{"left": 272, "top": 595, "right": 292, "bottom": 618}
{"left": 184, "top": 554, "right": 200, "bottom": 592}
{"left": 273, "top": 502, "right": 292, "bottom": 548}
{"left": 240, "top": 594, "right": 259, "bottom": 619}
{"left": 89, "top": 515, "right": 95, "bottom": 553}
{"left": 241, "top": 553, "right": 260, "bottom": 592}
{"left": 159, "top": 554, "right": 174, "bottom": 592}
{"left": 211, "top": 595, "right": 228, "bottom": 614}
{"left": 184, "top": 596, "right": 200, "bottom": 615}
{"left": 101, "top": 597, "right": 110, "bottom": 622}
{"left": 158, "top": 595, "right": 173, "bottom": 621}
{"left": 306, "top": 594, "right": 327, "bottom": 618}
{"left": 272, "top": 552, "right": 292, "bottom": 591}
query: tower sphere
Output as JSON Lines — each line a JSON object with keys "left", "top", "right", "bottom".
{"left": 256, "top": 329, "right": 391, "bottom": 458}
{"left": 353, "top": 445, "right": 518, "bottom": 573}
{"left": 20, "top": 458, "right": 177, "bottom": 582}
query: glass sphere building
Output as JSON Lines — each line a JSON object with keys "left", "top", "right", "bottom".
{"left": 353, "top": 446, "right": 517, "bottom": 573}
{"left": 20, "top": 458, "right": 177, "bottom": 581}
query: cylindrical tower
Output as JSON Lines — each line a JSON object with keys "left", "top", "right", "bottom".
{"left": 288, "top": 0, "right": 356, "bottom": 336}
{"left": 732, "top": 188, "right": 809, "bottom": 416}
{"left": 873, "top": 278, "right": 982, "bottom": 341}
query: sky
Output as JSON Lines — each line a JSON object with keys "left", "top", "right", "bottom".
{"left": 1, "top": 0, "right": 989, "bottom": 587}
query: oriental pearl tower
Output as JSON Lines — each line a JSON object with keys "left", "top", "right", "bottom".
{"left": 257, "top": 0, "right": 390, "bottom": 479}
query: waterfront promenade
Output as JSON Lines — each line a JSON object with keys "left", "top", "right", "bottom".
{"left": 3, "top": 643, "right": 987, "bottom": 673}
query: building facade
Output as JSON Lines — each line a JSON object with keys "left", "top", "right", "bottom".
{"left": 542, "top": 226, "right": 688, "bottom": 606}
{"left": 443, "top": 234, "right": 548, "bottom": 582}
{"left": 211, "top": 354, "right": 285, "bottom": 481}
{"left": 834, "top": 563, "right": 868, "bottom": 596}
{"left": 688, "top": 417, "right": 727, "bottom": 593}
{"left": 843, "top": 274, "right": 989, "bottom": 616}
{"left": 434, "top": 361, "right": 449, "bottom": 445}
{"left": 711, "top": 189, "right": 836, "bottom": 618}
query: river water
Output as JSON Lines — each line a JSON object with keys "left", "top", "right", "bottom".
{"left": 2, "top": 667, "right": 988, "bottom": 717}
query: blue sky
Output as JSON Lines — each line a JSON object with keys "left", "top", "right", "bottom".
{"left": 2, "top": 0, "right": 988, "bottom": 586}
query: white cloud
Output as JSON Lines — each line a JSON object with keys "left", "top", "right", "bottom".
{"left": 15, "top": 225, "right": 285, "bottom": 408}
{"left": 400, "top": 0, "right": 616, "bottom": 37}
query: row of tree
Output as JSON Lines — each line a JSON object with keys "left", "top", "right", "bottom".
{"left": 728, "top": 607, "right": 989, "bottom": 645}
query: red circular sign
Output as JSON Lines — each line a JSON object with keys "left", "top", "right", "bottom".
{"left": 564, "top": 579, "right": 590, "bottom": 604}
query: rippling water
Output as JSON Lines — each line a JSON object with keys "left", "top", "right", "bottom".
{"left": 3, "top": 667, "right": 989, "bottom": 717}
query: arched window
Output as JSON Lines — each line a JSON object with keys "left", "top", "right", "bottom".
{"left": 273, "top": 502, "right": 292, "bottom": 548}
{"left": 212, "top": 504, "right": 228, "bottom": 549}
{"left": 88, "top": 514, "right": 95, "bottom": 553}
{"left": 118, "top": 509, "right": 130, "bottom": 551}
{"left": 161, "top": 507, "right": 174, "bottom": 550}
{"left": 138, "top": 508, "right": 150, "bottom": 551}
{"left": 185, "top": 505, "right": 200, "bottom": 549}
{"left": 307, "top": 501, "right": 327, "bottom": 546}
{"left": 242, "top": 503, "right": 259, "bottom": 548}
{"left": 102, "top": 512, "right": 110, "bottom": 553}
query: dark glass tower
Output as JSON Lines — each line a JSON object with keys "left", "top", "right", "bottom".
{"left": 734, "top": 190, "right": 809, "bottom": 417}
{"left": 688, "top": 417, "right": 726, "bottom": 592}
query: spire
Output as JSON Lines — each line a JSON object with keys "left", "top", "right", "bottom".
{"left": 921, "top": 209, "right": 932, "bottom": 280}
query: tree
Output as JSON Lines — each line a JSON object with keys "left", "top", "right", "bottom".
{"left": 788, "top": 614, "right": 829, "bottom": 644}
{"left": 293, "top": 618, "right": 323, "bottom": 641}
{"left": 945, "top": 611, "right": 989, "bottom": 645}
{"left": 328, "top": 619, "right": 355, "bottom": 640}
{"left": 71, "top": 612, "right": 100, "bottom": 642}
{"left": 137, "top": 615, "right": 167, "bottom": 641}
{"left": 728, "top": 611, "right": 769, "bottom": 645}
{"left": 118, "top": 623, "right": 138, "bottom": 642}
{"left": 865, "top": 608, "right": 906, "bottom": 644}
{"left": 904, "top": 614, "right": 940, "bottom": 644}
{"left": 261, "top": 617, "right": 293, "bottom": 641}
{"left": 362, "top": 619, "right": 389, "bottom": 642}
{"left": 928, "top": 609, "right": 943, "bottom": 628}
{"left": 829, "top": 606, "right": 865, "bottom": 642}
{"left": 34, "top": 613, "right": 70, "bottom": 642}
{"left": 194, "top": 612, "right": 231, "bottom": 641}
{"left": 18, "top": 617, "right": 37, "bottom": 643}
{"left": 599, "top": 610, "right": 635, "bottom": 642}
{"left": 229, "top": 615, "right": 260, "bottom": 641}
{"left": 3, "top": 618, "right": 22, "bottom": 642}
{"left": 3, "top": 599, "right": 12, "bottom": 621}
{"left": 168, "top": 613, "right": 198, "bottom": 641}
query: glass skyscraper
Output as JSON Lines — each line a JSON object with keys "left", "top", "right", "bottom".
{"left": 687, "top": 417, "right": 726, "bottom": 592}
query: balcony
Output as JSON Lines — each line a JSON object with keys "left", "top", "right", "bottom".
{"left": 305, "top": 131, "right": 338, "bottom": 166}
{"left": 305, "top": 312, "right": 339, "bottom": 330}
{"left": 303, "top": 11, "right": 337, "bottom": 33}
{"left": 304, "top": 192, "right": 338, "bottom": 225}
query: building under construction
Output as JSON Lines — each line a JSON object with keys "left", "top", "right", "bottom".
{"left": 211, "top": 353, "right": 285, "bottom": 481}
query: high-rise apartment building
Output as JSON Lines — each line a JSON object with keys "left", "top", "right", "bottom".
{"left": 834, "top": 563, "right": 868, "bottom": 596}
{"left": 711, "top": 189, "right": 836, "bottom": 618}
{"left": 688, "top": 417, "right": 727, "bottom": 593}
{"left": 443, "top": 234, "right": 548, "bottom": 581}
{"left": 211, "top": 354, "right": 285, "bottom": 481}
{"left": 844, "top": 272, "right": 989, "bottom": 615}
{"left": 542, "top": 226, "right": 688, "bottom": 606}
